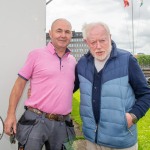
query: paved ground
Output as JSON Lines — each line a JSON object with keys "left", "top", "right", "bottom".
{"left": 73, "top": 122, "right": 86, "bottom": 150}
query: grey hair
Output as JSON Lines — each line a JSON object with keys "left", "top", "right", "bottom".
{"left": 82, "top": 22, "right": 110, "bottom": 39}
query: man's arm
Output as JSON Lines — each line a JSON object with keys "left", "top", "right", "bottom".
{"left": 4, "top": 76, "right": 27, "bottom": 135}
{"left": 126, "top": 55, "right": 150, "bottom": 127}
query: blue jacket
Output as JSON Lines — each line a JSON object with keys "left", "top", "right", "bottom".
{"left": 75, "top": 41, "right": 150, "bottom": 148}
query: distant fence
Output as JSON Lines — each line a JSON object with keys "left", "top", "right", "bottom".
{"left": 136, "top": 55, "right": 150, "bottom": 76}
{"left": 142, "top": 68, "right": 150, "bottom": 78}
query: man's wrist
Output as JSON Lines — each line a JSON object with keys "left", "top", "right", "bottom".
{"left": 129, "top": 113, "right": 138, "bottom": 124}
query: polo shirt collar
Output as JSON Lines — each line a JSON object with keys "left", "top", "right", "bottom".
{"left": 47, "top": 42, "right": 70, "bottom": 55}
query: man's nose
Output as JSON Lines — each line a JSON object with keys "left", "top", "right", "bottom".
{"left": 96, "top": 41, "right": 102, "bottom": 48}
{"left": 61, "top": 32, "right": 66, "bottom": 37}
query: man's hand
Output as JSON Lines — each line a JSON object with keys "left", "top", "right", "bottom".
{"left": 126, "top": 113, "right": 134, "bottom": 128}
{"left": 4, "top": 77, "right": 27, "bottom": 136}
{"left": 4, "top": 114, "right": 17, "bottom": 136}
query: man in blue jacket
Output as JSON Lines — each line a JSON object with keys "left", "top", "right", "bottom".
{"left": 75, "top": 22, "right": 150, "bottom": 150}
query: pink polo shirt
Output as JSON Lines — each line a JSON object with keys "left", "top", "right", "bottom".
{"left": 18, "top": 43, "right": 76, "bottom": 115}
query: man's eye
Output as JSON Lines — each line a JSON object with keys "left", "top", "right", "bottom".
{"left": 57, "top": 30, "right": 62, "bottom": 33}
{"left": 91, "top": 42, "right": 96, "bottom": 45}
{"left": 100, "top": 40, "right": 105, "bottom": 43}
{"left": 65, "top": 31, "right": 71, "bottom": 34}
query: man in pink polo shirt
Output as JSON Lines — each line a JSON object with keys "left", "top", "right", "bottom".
{"left": 4, "top": 18, "right": 76, "bottom": 150}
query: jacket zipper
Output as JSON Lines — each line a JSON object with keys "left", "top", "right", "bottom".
{"left": 93, "top": 55, "right": 113, "bottom": 143}
{"left": 95, "top": 124, "right": 98, "bottom": 143}
{"left": 94, "top": 58, "right": 109, "bottom": 143}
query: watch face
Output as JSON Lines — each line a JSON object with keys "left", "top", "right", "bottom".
{"left": 133, "top": 118, "right": 138, "bottom": 124}
{"left": 130, "top": 113, "right": 138, "bottom": 124}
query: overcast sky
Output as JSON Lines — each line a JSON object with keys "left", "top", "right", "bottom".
{"left": 46, "top": 0, "right": 150, "bottom": 54}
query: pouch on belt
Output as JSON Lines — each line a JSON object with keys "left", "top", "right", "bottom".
{"left": 16, "top": 114, "right": 37, "bottom": 146}
{"left": 63, "top": 119, "right": 76, "bottom": 150}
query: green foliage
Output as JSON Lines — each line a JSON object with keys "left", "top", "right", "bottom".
{"left": 72, "top": 90, "right": 150, "bottom": 149}
{"left": 72, "top": 90, "right": 84, "bottom": 140}
{"left": 136, "top": 55, "right": 150, "bottom": 68}
{"left": 72, "top": 90, "right": 82, "bottom": 126}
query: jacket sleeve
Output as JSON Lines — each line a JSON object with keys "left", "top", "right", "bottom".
{"left": 128, "top": 55, "right": 150, "bottom": 119}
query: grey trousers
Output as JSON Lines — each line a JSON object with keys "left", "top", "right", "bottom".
{"left": 16, "top": 110, "right": 75, "bottom": 150}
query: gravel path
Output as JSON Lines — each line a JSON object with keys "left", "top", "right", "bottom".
{"left": 73, "top": 122, "right": 86, "bottom": 150}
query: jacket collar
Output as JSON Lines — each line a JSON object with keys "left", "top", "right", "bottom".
{"left": 110, "top": 40, "right": 117, "bottom": 59}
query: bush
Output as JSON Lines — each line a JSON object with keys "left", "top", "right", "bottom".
{"left": 136, "top": 55, "right": 150, "bottom": 68}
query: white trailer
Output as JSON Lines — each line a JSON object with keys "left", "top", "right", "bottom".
{"left": 0, "top": 0, "right": 46, "bottom": 149}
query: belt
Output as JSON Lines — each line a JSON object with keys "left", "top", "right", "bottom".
{"left": 27, "top": 107, "right": 69, "bottom": 122}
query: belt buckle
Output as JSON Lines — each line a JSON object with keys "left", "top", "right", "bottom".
{"left": 33, "top": 108, "right": 42, "bottom": 115}
{"left": 51, "top": 114, "right": 56, "bottom": 120}
{"left": 45, "top": 113, "right": 65, "bottom": 121}
{"left": 46, "top": 114, "right": 56, "bottom": 120}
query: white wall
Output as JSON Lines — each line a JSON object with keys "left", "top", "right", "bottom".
{"left": 0, "top": 0, "right": 46, "bottom": 149}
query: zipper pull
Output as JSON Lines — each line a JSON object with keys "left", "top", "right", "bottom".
{"left": 128, "top": 129, "right": 133, "bottom": 136}
{"left": 95, "top": 125, "right": 98, "bottom": 132}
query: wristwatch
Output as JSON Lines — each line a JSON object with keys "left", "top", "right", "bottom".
{"left": 129, "top": 113, "right": 138, "bottom": 124}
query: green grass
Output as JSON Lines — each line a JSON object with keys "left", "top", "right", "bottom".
{"left": 138, "top": 110, "right": 150, "bottom": 150}
{"left": 72, "top": 90, "right": 150, "bottom": 149}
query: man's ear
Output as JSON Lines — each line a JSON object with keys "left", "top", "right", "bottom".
{"left": 84, "top": 39, "right": 87, "bottom": 44}
{"left": 71, "top": 32, "right": 73, "bottom": 38}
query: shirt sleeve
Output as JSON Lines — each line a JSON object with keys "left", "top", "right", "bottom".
{"left": 128, "top": 55, "right": 150, "bottom": 119}
{"left": 18, "top": 51, "right": 36, "bottom": 80}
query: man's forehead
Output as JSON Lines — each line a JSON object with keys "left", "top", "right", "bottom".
{"left": 52, "top": 20, "right": 71, "bottom": 30}
{"left": 55, "top": 27, "right": 71, "bottom": 32}
{"left": 88, "top": 34, "right": 108, "bottom": 40}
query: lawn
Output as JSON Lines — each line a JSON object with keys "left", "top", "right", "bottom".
{"left": 72, "top": 90, "right": 150, "bottom": 150}
{"left": 138, "top": 110, "right": 150, "bottom": 150}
